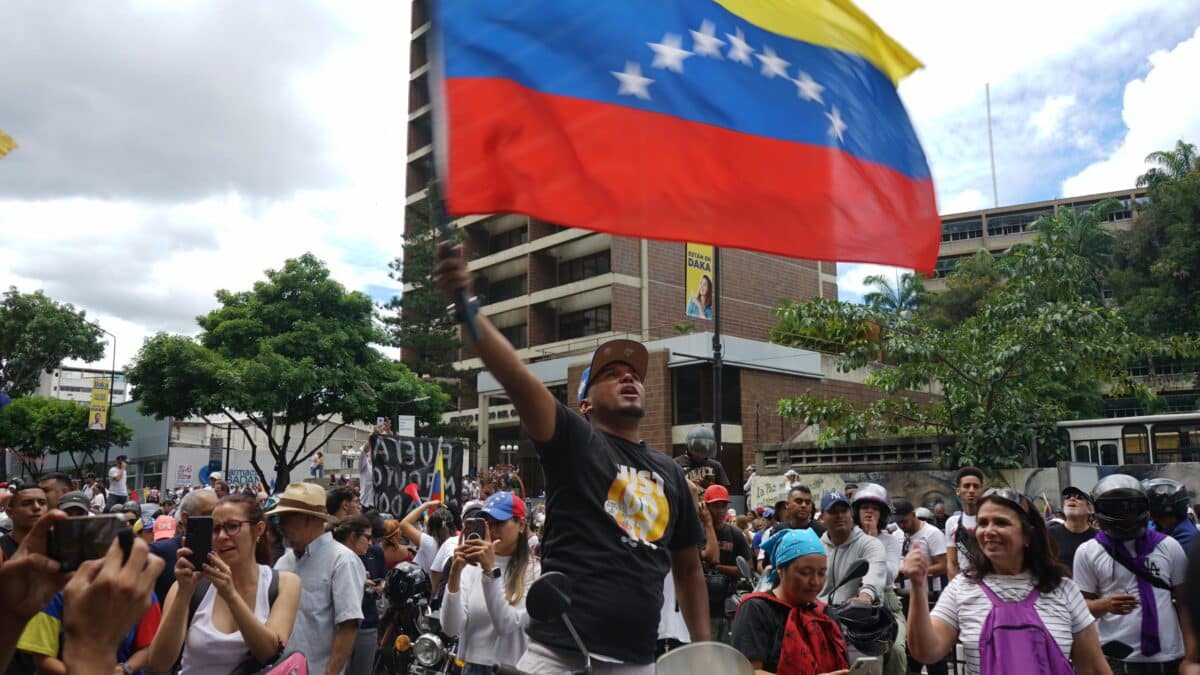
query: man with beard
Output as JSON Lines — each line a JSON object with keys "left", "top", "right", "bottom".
{"left": 756, "top": 486, "right": 826, "bottom": 571}
{"left": 1048, "top": 485, "right": 1098, "bottom": 575}
{"left": 434, "top": 243, "right": 708, "bottom": 674}
{"left": 944, "top": 466, "right": 983, "bottom": 581}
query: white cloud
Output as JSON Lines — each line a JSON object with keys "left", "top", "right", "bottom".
{"left": 941, "top": 188, "right": 989, "bottom": 214}
{"left": 837, "top": 264, "right": 913, "bottom": 304}
{"left": 1062, "top": 26, "right": 1200, "bottom": 195}
{"left": 1028, "top": 95, "right": 1078, "bottom": 141}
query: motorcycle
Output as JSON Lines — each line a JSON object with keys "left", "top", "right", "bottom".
{"left": 410, "top": 611, "right": 460, "bottom": 675}
{"left": 492, "top": 571, "right": 755, "bottom": 675}
{"left": 373, "top": 562, "right": 432, "bottom": 675}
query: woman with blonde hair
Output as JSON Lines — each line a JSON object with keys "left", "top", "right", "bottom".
{"left": 440, "top": 492, "right": 539, "bottom": 674}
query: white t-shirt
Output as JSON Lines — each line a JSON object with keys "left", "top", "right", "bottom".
{"left": 413, "top": 532, "right": 440, "bottom": 574}
{"left": 108, "top": 466, "right": 127, "bottom": 496}
{"left": 945, "top": 513, "right": 976, "bottom": 573}
{"left": 1073, "top": 535, "right": 1187, "bottom": 662}
{"left": 657, "top": 569, "right": 690, "bottom": 643}
{"left": 432, "top": 535, "right": 458, "bottom": 576}
{"left": 872, "top": 530, "right": 903, "bottom": 588}
{"left": 931, "top": 572, "right": 1094, "bottom": 675}
{"left": 903, "top": 522, "right": 948, "bottom": 593}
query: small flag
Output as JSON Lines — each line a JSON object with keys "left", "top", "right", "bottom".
{"left": 428, "top": 439, "right": 446, "bottom": 504}
{"left": 1041, "top": 492, "right": 1054, "bottom": 521}
{"left": 433, "top": 0, "right": 940, "bottom": 271}
{"left": 0, "top": 130, "right": 16, "bottom": 159}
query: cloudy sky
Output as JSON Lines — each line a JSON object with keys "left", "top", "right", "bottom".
{"left": 2, "top": 1, "right": 1199, "bottom": 370}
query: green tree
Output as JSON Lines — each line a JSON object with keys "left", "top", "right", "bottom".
{"left": 1, "top": 288, "right": 105, "bottom": 398}
{"left": 772, "top": 240, "right": 1158, "bottom": 471}
{"left": 127, "top": 254, "right": 448, "bottom": 490}
{"left": 1136, "top": 140, "right": 1197, "bottom": 190}
{"left": 918, "top": 250, "right": 1004, "bottom": 330}
{"left": 862, "top": 272, "right": 924, "bottom": 316}
{"left": 382, "top": 187, "right": 474, "bottom": 438}
{"left": 0, "top": 396, "right": 132, "bottom": 478}
{"left": 1028, "top": 198, "right": 1119, "bottom": 302}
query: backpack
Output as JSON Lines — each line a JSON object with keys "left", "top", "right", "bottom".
{"left": 976, "top": 580, "right": 1074, "bottom": 675}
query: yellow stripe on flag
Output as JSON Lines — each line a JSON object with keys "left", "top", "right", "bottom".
{"left": 0, "top": 130, "right": 17, "bottom": 159}
{"left": 714, "top": 0, "right": 923, "bottom": 86}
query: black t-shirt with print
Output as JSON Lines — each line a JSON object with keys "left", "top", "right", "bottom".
{"left": 531, "top": 402, "right": 704, "bottom": 664}
{"left": 673, "top": 454, "right": 730, "bottom": 488}
{"left": 1048, "top": 523, "right": 1097, "bottom": 574}
{"left": 710, "top": 523, "right": 753, "bottom": 615}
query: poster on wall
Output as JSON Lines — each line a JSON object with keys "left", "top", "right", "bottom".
{"left": 371, "top": 435, "right": 465, "bottom": 515}
{"left": 175, "top": 464, "right": 194, "bottom": 487}
{"left": 684, "top": 243, "right": 714, "bottom": 320}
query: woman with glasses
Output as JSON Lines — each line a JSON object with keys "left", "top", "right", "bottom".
{"left": 333, "top": 515, "right": 383, "bottom": 675}
{"left": 440, "top": 492, "right": 540, "bottom": 674}
{"left": 147, "top": 493, "right": 302, "bottom": 675}
{"left": 903, "top": 487, "right": 1111, "bottom": 675}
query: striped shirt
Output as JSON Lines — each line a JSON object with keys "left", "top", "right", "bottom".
{"left": 930, "top": 572, "right": 1094, "bottom": 675}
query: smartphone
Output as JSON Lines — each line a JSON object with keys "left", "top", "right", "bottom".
{"left": 462, "top": 517, "right": 487, "bottom": 542}
{"left": 185, "top": 516, "right": 214, "bottom": 566}
{"left": 849, "top": 657, "right": 878, "bottom": 675}
{"left": 375, "top": 417, "right": 386, "bottom": 427}
{"left": 48, "top": 515, "right": 131, "bottom": 572}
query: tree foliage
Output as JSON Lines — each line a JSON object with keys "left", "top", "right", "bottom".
{"left": 772, "top": 237, "right": 1178, "bottom": 471}
{"left": 128, "top": 253, "right": 449, "bottom": 489}
{"left": 0, "top": 288, "right": 105, "bottom": 397}
{"left": 917, "top": 251, "right": 1004, "bottom": 330}
{"left": 0, "top": 396, "right": 132, "bottom": 478}
{"left": 1136, "top": 140, "right": 1197, "bottom": 190}
{"left": 862, "top": 272, "right": 924, "bottom": 316}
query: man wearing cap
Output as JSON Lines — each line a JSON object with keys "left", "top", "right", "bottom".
{"left": 56, "top": 491, "right": 92, "bottom": 517}
{"left": 434, "top": 246, "right": 708, "bottom": 673}
{"left": 819, "top": 491, "right": 887, "bottom": 606}
{"left": 269, "top": 482, "right": 364, "bottom": 675}
{"left": 149, "top": 489, "right": 218, "bottom": 616}
{"left": 702, "top": 484, "right": 751, "bottom": 644}
{"left": 107, "top": 455, "right": 129, "bottom": 510}
{"left": 893, "top": 498, "right": 948, "bottom": 675}
{"left": 1048, "top": 486, "right": 1097, "bottom": 575}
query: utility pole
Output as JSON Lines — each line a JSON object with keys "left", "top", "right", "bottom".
{"left": 711, "top": 247, "right": 722, "bottom": 460}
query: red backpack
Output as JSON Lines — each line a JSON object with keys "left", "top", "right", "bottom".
{"left": 737, "top": 592, "right": 849, "bottom": 675}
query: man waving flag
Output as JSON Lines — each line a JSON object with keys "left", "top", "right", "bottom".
{"left": 432, "top": 0, "right": 940, "bottom": 271}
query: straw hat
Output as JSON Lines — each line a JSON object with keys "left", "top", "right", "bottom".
{"left": 264, "top": 482, "right": 338, "bottom": 523}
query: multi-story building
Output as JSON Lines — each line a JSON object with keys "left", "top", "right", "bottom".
{"left": 36, "top": 366, "right": 130, "bottom": 405}
{"left": 405, "top": 0, "right": 925, "bottom": 501}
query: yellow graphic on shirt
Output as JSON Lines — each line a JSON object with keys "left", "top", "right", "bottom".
{"left": 604, "top": 463, "right": 670, "bottom": 545}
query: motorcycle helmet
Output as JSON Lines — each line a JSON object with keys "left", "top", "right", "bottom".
{"left": 1092, "top": 474, "right": 1149, "bottom": 541}
{"left": 1143, "top": 478, "right": 1190, "bottom": 520}
{"left": 835, "top": 599, "right": 897, "bottom": 656}
{"left": 386, "top": 562, "right": 431, "bottom": 606}
{"left": 685, "top": 426, "right": 717, "bottom": 459}
{"left": 851, "top": 483, "right": 891, "bottom": 523}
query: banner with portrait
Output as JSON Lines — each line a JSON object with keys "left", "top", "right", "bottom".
{"left": 371, "top": 435, "right": 466, "bottom": 515}
{"left": 684, "top": 243, "right": 714, "bottom": 320}
{"left": 87, "top": 378, "right": 110, "bottom": 431}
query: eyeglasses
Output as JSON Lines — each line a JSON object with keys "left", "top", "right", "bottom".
{"left": 214, "top": 520, "right": 250, "bottom": 536}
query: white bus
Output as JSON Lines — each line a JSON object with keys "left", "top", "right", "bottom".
{"left": 1058, "top": 412, "right": 1200, "bottom": 466}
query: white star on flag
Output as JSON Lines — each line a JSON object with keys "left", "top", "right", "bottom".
{"left": 689, "top": 20, "right": 725, "bottom": 58}
{"left": 725, "top": 27, "right": 754, "bottom": 65}
{"left": 648, "top": 33, "right": 693, "bottom": 73}
{"left": 611, "top": 61, "right": 654, "bottom": 100}
{"left": 826, "top": 106, "right": 848, "bottom": 143}
{"left": 755, "top": 45, "right": 790, "bottom": 79}
{"left": 793, "top": 71, "right": 824, "bottom": 103}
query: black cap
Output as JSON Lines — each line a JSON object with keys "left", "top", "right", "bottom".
{"left": 116, "top": 455, "right": 128, "bottom": 462}
{"left": 1062, "top": 485, "right": 1093, "bottom": 504}
{"left": 892, "top": 498, "right": 915, "bottom": 517}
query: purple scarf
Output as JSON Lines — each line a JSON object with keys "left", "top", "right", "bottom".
{"left": 1095, "top": 528, "right": 1168, "bottom": 656}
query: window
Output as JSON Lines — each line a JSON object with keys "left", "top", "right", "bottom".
{"left": 1073, "top": 440, "right": 1120, "bottom": 465}
{"left": 670, "top": 365, "right": 742, "bottom": 425}
{"left": 941, "top": 218, "right": 983, "bottom": 242}
{"left": 987, "top": 208, "right": 1052, "bottom": 237}
{"left": 488, "top": 228, "right": 528, "bottom": 254}
{"left": 498, "top": 323, "right": 528, "bottom": 348}
{"left": 558, "top": 250, "right": 611, "bottom": 284}
{"left": 1122, "top": 425, "right": 1150, "bottom": 464}
{"left": 140, "top": 461, "right": 162, "bottom": 490}
{"left": 933, "top": 255, "right": 967, "bottom": 279}
{"left": 558, "top": 305, "right": 610, "bottom": 340}
{"left": 485, "top": 275, "right": 526, "bottom": 304}
{"left": 1072, "top": 199, "right": 1132, "bottom": 222}
{"left": 1151, "top": 423, "right": 1200, "bottom": 463}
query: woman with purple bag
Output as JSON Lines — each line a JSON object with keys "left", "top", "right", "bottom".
{"left": 903, "top": 487, "right": 1111, "bottom": 675}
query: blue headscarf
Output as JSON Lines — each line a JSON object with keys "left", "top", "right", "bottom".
{"left": 761, "top": 528, "right": 825, "bottom": 586}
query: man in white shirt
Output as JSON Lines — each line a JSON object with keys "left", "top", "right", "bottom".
{"left": 1074, "top": 474, "right": 1192, "bottom": 673}
{"left": 107, "top": 455, "right": 129, "bottom": 509}
{"left": 944, "top": 466, "right": 982, "bottom": 581}
{"left": 894, "top": 498, "right": 949, "bottom": 675}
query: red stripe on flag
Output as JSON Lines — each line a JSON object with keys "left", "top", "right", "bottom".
{"left": 444, "top": 78, "right": 940, "bottom": 272}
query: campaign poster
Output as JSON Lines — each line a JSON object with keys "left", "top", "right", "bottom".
{"left": 684, "top": 243, "right": 714, "bottom": 320}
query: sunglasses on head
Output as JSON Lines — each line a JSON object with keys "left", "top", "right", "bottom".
{"left": 982, "top": 487, "right": 1030, "bottom": 514}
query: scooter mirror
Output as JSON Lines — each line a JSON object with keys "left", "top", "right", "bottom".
{"left": 735, "top": 556, "right": 753, "bottom": 581}
{"left": 527, "top": 571, "right": 573, "bottom": 622}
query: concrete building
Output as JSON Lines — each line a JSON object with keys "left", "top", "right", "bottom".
{"left": 36, "top": 366, "right": 130, "bottom": 405}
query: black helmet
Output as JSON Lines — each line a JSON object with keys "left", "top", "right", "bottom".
{"left": 835, "top": 600, "right": 897, "bottom": 656}
{"left": 1092, "top": 474, "right": 1149, "bottom": 541}
{"left": 1143, "top": 478, "right": 1190, "bottom": 519}
{"left": 685, "top": 426, "right": 717, "bottom": 458}
{"left": 851, "top": 483, "right": 891, "bottom": 522}
{"left": 386, "top": 562, "right": 431, "bottom": 606}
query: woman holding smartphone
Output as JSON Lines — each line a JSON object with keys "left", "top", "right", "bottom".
{"left": 146, "top": 493, "right": 302, "bottom": 675}
{"left": 440, "top": 491, "right": 540, "bottom": 674}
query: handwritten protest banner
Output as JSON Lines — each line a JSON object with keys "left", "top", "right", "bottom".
{"left": 371, "top": 435, "right": 466, "bottom": 515}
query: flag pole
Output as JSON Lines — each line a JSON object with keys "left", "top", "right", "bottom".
{"left": 986, "top": 83, "right": 999, "bottom": 208}
{"left": 712, "top": 247, "right": 723, "bottom": 462}
{"left": 430, "top": 179, "right": 481, "bottom": 342}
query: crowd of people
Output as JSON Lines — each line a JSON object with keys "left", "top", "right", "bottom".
{"left": 2, "top": 245, "right": 1200, "bottom": 675}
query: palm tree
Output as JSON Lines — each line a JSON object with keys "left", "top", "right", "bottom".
{"left": 1029, "top": 199, "right": 1120, "bottom": 303}
{"left": 862, "top": 272, "right": 924, "bottom": 316}
{"left": 1136, "top": 139, "right": 1197, "bottom": 189}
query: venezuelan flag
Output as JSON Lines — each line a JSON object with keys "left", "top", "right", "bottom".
{"left": 433, "top": 0, "right": 940, "bottom": 271}
{"left": 428, "top": 444, "right": 446, "bottom": 503}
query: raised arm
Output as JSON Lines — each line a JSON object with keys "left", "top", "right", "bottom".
{"left": 433, "top": 243, "right": 558, "bottom": 443}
